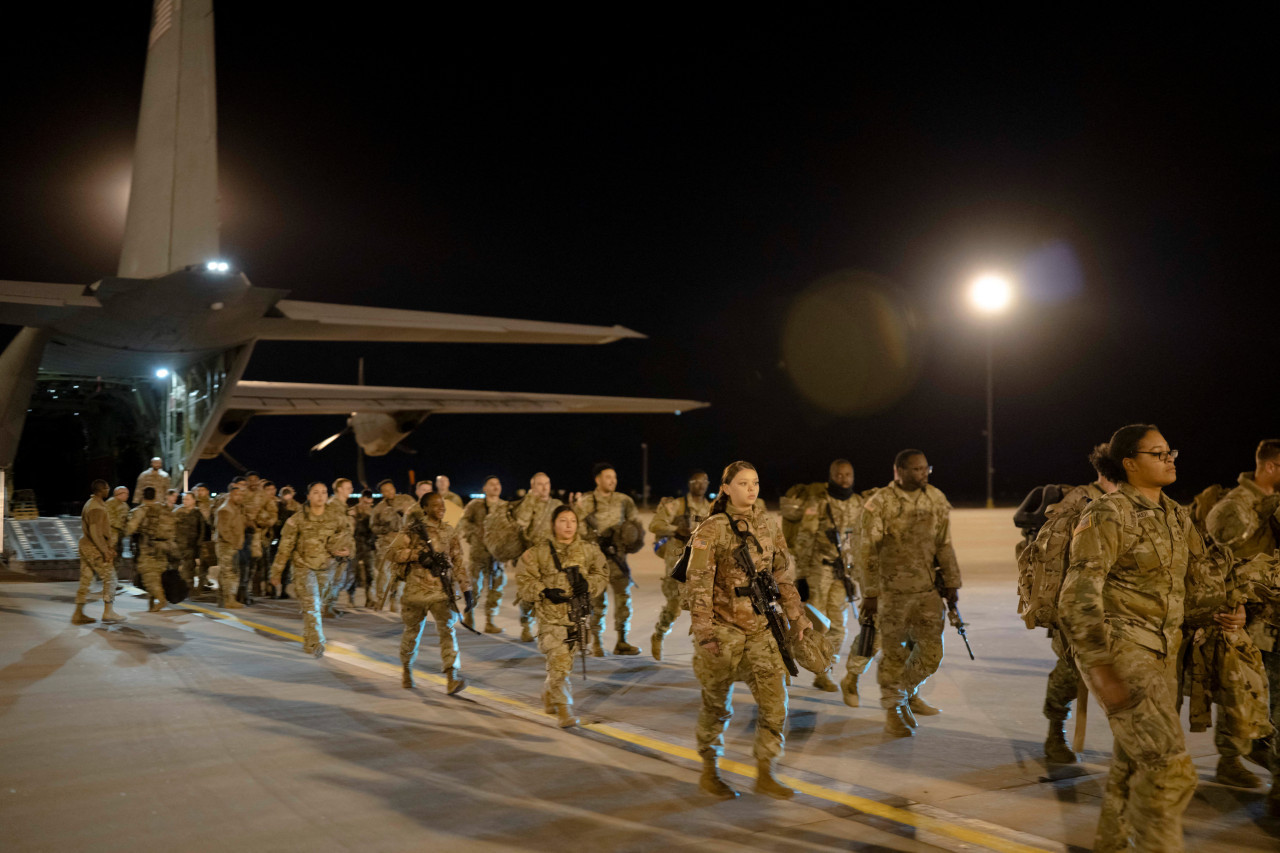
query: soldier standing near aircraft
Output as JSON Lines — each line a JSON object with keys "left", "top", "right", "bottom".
{"left": 105, "top": 485, "right": 130, "bottom": 572}
{"left": 512, "top": 472, "right": 563, "bottom": 642}
{"left": 860, "top": 449, "right": 962, "bottom": 737}
{"left": 392, "top": 492, "right": 470, "bottom": 695}
{"left": 435, "top": 475, "right": 465, "bottom": 509}
{"left": 134, "top": 457, "right": 170, "bottom": 505}
{"left": 174, "top": 490, "right": 205, "bottom": 590}
{"left": 349, "top": 489, "right": 376, "bottom": 606}
{"left": 126, "top": 486, "right": 177, "bottom": 611}
{"left": 649, "top": 470, "right": 712, "bottom": 660}
{"left": 320, "top": 478, "right": 355, "bottom": 615}
{"left": 215, "top": 485, "right": 247, "bottom": 609}
{"left": 371, "top": 480, "right": 416, "bottom": 611}
{"left": 1059, "top": 425, "right": 1198, "bottom": 852}
{"left": 457, "top": 476, "right": 507, "bottom": 634}
{"left": 781, "top": 459, "right": 861, "bottom": 692}
{"left": 194, "top": 483, "right": 215, "bottom": 591}
{"left": 270, "top": 481, "right": 352, "bottom": 659}
{"left": 686, "top": 461, "right": 810, "bottom": 800}
{"left": 515, "top": 504, "right": 609, "bottom": 727}
{"left": 72, "top": 479, "right": 126, "bottom": 625}
{"left": 575, "top": 463, "right": 641, "bottom": 656}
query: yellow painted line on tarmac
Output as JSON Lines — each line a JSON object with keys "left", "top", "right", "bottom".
{"left": 179, "top": 601, "right": 1051, "bottom": 853}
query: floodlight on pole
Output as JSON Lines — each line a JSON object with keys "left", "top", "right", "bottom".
{"left": 969, "top": 273, "right": 1013, "bottom": 314}
{"left": 967, "top": 273, "right": 1014, "bottom": 509}
{"left": 154, "top": 367, "right": 170, "bottom": 379}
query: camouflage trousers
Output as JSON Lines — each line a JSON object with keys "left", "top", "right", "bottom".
{"left": 877, "top": 591, "right": 945, "bottom": 708}
{"left": 350, "top": 546, "right": 374, "bottom": 601}
{"left": 466, "top": 556, "right": 505, "bottom": 619}
{"left": 295, "top": 567, "right": 328, "bottom": 654}
{"left": 693, "top": 623, "right": 789, "bottom": 761}
{"left": 654, "top": 576, "right": 684, "bottom": 636}
{"left": 1180, "top": 626, "right": 1275, "bottom": 760}
{"left": 373, "top": 543, "right": 398, "bottom": 609}
{"left": 215, "top": 542, "right": 241, "bottom": 604}
{"left": 518, "top": 598, "right": 536, "bottom": 631}
{"left": 844, "top": 621, "right": 880, "bottom": 678}
{"left": 321, "top": 558, "right": 350, "bottom": 611}
{"left": 590, "top": 562, "right": 633, "bottom": 639}
{"left": 76, "top": 542, "right": 117, "bottom": 605}
{"left": 400, "top": 596, "right": 459, "bottom": 678}
{"left": 198, "top": 541, "right": 215, "bottom": 587}
{"left": 538, "top": 624, "right": 578, "bottom": 707}
{"left": 1090, "top": 642, "right": 1196, "bottom": 853}
{"left": 803, "top": 560, "right": 850, "bottom": 664}
{"left": 134, "top": 550, "right": 171, "bottom": 603}
{"left": 1045, "top": 628, "right": 1082, "bottom": 723}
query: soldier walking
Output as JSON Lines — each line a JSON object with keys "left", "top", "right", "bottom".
{"left": 457, "top": 476, "right": 508, "bottom": 634}
{"left": 173, "top": 490, "right": 206, "bottom": 590}
{"left": 370, "top": 480, "right": 415, "bottom": 610}
{"left": 125, "top": 486, "right": 178, "bottom": 611}
{"left": 575, "top": 463, "right": 641, "bottom": 656}
{"left": 512, "top": 472, "right": 563, "bottom": 642}
{"left": 215, "top": 485, "right": 247, "bottom": 609}
{"left": 133, "top": 457, "right": 170, "bottom": 505}
{"left": 649, "top": 469, "right": 712, "bottom": 660}
{"left": 72, "top": 479, "right": 126, "bottom": 625}
{"left": 270, "top": 482, "right": 352, "bottom": 658}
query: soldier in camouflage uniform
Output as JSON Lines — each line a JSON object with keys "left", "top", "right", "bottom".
{"left": 239, "top": 472, "right": 276, "bottom": 597}
{"left": 1206, "top": 438, "right": 1280, "bottom": 803}
{"left": 134, "top": 457, "right": 170, "bottom": 505}
{"left": 780, "top": 459, "right": 861, "bottom": 693}
{"left": 575, "top": 463, "right": 641, "bottom": 656}
{"left": 173, "top": 491, "right": 205, "bottom": 589}
{"left": 105, "top": 486, "right": 130, "bottom": 580}
{"left": 435, "top": 475, "right": 465, "bottom": 509}
{"left": 270, "top": 482, "right": 352, "bottom": 658}
{"left": 318, "top": 479, "right": 355, "bottom": 616}
{"left": 215, "top": 485, "right": 247, "bottom": 609}
{"left": 72, "top": 480, "right": 126, "bottom": 625}
{"left": 125, "top": 486, "right": 178, "bottom": 611}
{"left": 390, "top": 492, "right": 470, "bottom": 695}
{"left": 648, "top": 470, "right": 712, "bottom": 660}
{"left": 515, "top": 504, "right": 609, "bottom": 727}
{"left": 860, "top": 449, "right": 961, "bottom": 736}
{"left": 272, "top": 486, "right": 303, "bottom": 598}
{"left": 512, "top": 472, "right": 563, "bottom": 642}
{"left": 348, "top": 489, "right": 376, "bottom": 606}
{"left": 194, "top": 483, "right": 216, "bottom": 591}
{"left": 1059, "top": 425, "right": 1198, "bottom": 853}
{"left": 686, "top": 461, "right": 811, "bottom": 800}
{"left": 371, "top": 480, "right": 417, "bottom": 611}
{"left": 457, "top": 476, "right": 508, "bottom": 634}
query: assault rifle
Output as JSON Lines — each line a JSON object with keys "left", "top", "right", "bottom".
{"left": 549, "top": 541, "right": 591, "bottom": 679}
{"left": 406, "top": 516, "right": 480, "bottom": 635}
{"left": 823, "top": 503, "right": 858, "bottom": 607}
{"left": 853, "top": 608, "right": 876, "bottom": 659}
{"left": 729, "top": 517, "right": 799, "bottom": 677}
{"left": 933, "top": 568, "right": 973, "bottom": 660}
{"left": 588, "top": 514, "right": 637, "bottom": 589}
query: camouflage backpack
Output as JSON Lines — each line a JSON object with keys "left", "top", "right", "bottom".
{"left": 1190, "top": 483, "right": 1231, "bottom": 535}
{"left": 1016, "top": 494, "right": 1098, "bottom": 629}
{"left": 779, "top": 483, "right": 826, "bottom": 550}
{"left": 482, "top": 501, "right": 528, "bottom": 562}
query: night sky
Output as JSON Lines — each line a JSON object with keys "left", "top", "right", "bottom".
{"left": 2, "top": 7, "right": 1276, "bottom": 510}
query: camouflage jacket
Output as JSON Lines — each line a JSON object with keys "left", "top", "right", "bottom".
{"left": 174, "top": 505, "right": 205, "bottom": 548}
{"left": 1047, "top": 482, "right": 1107, "bottom": 517}
{"left": 350, "top": 503, "right": 376, "bottom": 553}
{"left": 514, "top": 494, "right": 563, "bottom": 542}
{"left": 438, "top": 489, "right": 466, "bottom": 509}
{"left": 370, "top": 494, "right": 416, "bottom": 544}
{"left": 105, "top": 497, "right": 130, "bottom": 543}
{"left": 859, "top": 483, "right": 961, "bottom": 598}
{"left": 80, "top": 496, "right": 113, "bottom": 559}
{"left": 574, "top": 490, "right": 636, "bottom": 544}
{"left": 391, "top": 516, "right": 468, "bottom": 604}
{"left": 134, "top": 468, "right": 171, "bottom": 504}
{"left": 780, "top": 483, "right": 862, "bottom": 570}
{"left": 126, "top": 501, "right": 178, "bottom": 560}
{"left": 1206, "top": 472, "right": 1280, "bottom": 561}
{"left": 215, "top": 500, "right": 246, "bottom": 549}
{"left": 1060, "top": 482, "right": 1197, "bottom": 670}
{"left": 686, "top": 503, "right": 804, "bottom": 640}
{"left": 650, "top": 494, "right": 713, "bottom": 568}
{"left": 271, "top": 506, "right": 351, "bottom": 577}
{"left": 515, "top": 537, "right": 609, "bottom": 628}
{"left": 324, "top": 496, "right": 355, "bottom": 542}
{"left": 458, "top": 497, "right": 506, "bottom": 551}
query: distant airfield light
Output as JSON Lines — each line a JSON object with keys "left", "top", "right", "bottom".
{"left": 210, "top": 302, "right": 224, "bottom": 311}
{"left": 205, "top": 260, "right": 231, "bottom": 273}
{"left": 968, "top": 273, "right": 1014, "bottom": 314}
{"left": 675, "top": 410, "right": 682, "bottom": 416}
{"left": 155, "top": 367, "right": 170, "bottom": 379}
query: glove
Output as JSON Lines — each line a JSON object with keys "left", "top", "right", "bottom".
{"left": 543, "top": 587, "right": 571, "bottom": 604}
{"left": 944, "top": 587, "right": 959, "bottom": 606}
{"left": 463, "top": 590, "right": 476, "bottom": 613}
{"left": 862, "top": 596, "right": 878, "bottom": 616}
{"left": 571, "top": 575, "right": 589, "bottom": 597}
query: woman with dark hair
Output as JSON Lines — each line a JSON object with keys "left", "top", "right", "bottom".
{"left": 514, "top": 504, "right": 609, "bottom": 727}
{"left": 269, "top": 481, "right": 352, "bottom": 659}
{"left": 1059, "top": 424, "right": 1200, "bottom": 852}
{"left": 685, "top": 461, "right": 811, "bottom": 800}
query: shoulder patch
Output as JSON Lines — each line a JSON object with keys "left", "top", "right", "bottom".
{"left": 804, "top": 506, "right": 817, "bottom": 515}
{"left": 1073, "top": 515, "right": 1094, "bottom": 534}
{"left": 692, "top": 538, "right": 708, "bottom": 550}
{"left": 1135, "top": 509, "right": 1155, "bottom": 520}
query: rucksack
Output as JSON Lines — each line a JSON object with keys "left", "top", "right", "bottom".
{"left": 780, "top": 483, "right": 825, "bottom": 550}
{"left": 1190, "top": 484, "right": 1230, "bottom": 536}
{"left": 482, "top": 502, "right": 527, "bottom": 562}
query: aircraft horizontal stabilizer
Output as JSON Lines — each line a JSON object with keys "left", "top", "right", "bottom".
{"left": 256, "top": 300, "right": 645, "bottom": 345}
{"left": 226, "top": 380, "right": 707, "bottom": 415}
{"left": 0, "top": 280, "right": 100, "bottom": 326}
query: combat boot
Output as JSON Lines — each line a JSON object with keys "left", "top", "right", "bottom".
{"left": 755, "top": 759, "right": 796, "bottom": 799}
{"left": 900, "top": 702, "right": 918, "bottom": 729}
{"left": 101, "top": 604, "right": 127, "bottom": 623}
{"left": 813, "top": 672, "right": 838, "bottom": 692}
{"left": 840, "top": 673, "right": 859, "bottom": 708}
{"left": 484, "top": 619, "right": 503, "bottom": 634}
{"left": 520, "top": 625, "right": 534, "bottom": 643}
{"left": 908, "top": 695, "right": 941, "bottom": 716}
{"left": 1246, "top": 739, "right": 1273, "bottom": 771}
{"left": 555, "top": 704, "right": 578, "bottom": 728}
{"left": 71, "top": 605, "right": 96, "bottom": 625}
{"left": 591, "top": 634, "right": 607, "bottom": 657}
{"left": 223, "top": 598, "right": 244, "bottom": 610}
{"left": 543, "top": 691, "right": 555, "bottom": 714}
{"left": 401, "top": 665, "right": 415, "bottom": 689}
{"left": 651, "top": 631, "right": 664, "bottom": 661}
{"left": 614, "top": 634, "right": 641, "bottom": 655}
{"left": 148, "top": 596, "right": 166, "bottom": 612}
{"left": 1215, "top": 755, "right": 1261, "bottom": 788}
{"left": 447, "top": 673, "right": 467, "bottom": 695}
{"left": 1044, "top": 721, "right": 1078, "bottom": 764}
{"left": 311, "top": 643, "right": 326, "bottom": 659}
{"left": 699, "top": 754, "right": 738, "bottom": 799}
{"left": 462, "top": 609, "right": 475, "bottom": 632}
{"left": 884, "top": 706, "right": 913, "bottom": 737}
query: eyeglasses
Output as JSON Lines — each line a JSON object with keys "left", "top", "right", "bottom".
{"left": 1136, "top": 449, "right": 1179, "bottom": 462}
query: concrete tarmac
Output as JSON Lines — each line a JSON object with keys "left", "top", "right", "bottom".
{"left": 1, "top": 509, "right": 1276, "bottom": 851}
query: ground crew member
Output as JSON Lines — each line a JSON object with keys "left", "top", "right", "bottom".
{"left": 215, "top": 485, "right": 247, "bottom": 609}
{"left": 371, "top": 479, "right": 416, "bottom": 610}
{"left": 575, "top": 463, "right": 640, "bottom": 656}
{"left": 860, "top": 449, "right": 961, "bottom": 736}
{"left": 126, "top": 486, "right": 178, "bottom": 611}
{"left": 457, "top": 476, "right": 508, "bottom": 634}
{"left": 72, "top": 479, "right": 126, "bottom": 625}
{"left": 1060, "top": 424, "right": 1198, "bottom": 852}
{"left": 515, "top": 504, "right": 609, "bottom": 727}
{"left": 649, "top": 469, "right": 712, "bottom": 660}
{"left": 686, "top": 461, "right": 811, "bottom": 800}
{"left": 134, "top": 457, "right": 169, "bottom": 505}
{"left": 435, "top": 475, "right": 465, "bottom": 508}
{"left": 270, "top": 481, "right": 352, "bottom": 658}
{"left": 391, "top": 492, "right": 470, "bottom": 695}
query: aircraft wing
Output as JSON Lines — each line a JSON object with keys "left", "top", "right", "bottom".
{"left": 226, "top": 380, "right": 707, "bottom": 415}
{"left": 255, "top": 300, "right": 646, "bottom": 345}
{"left": 0, "top": 280, "right": 101, "bottom": 326}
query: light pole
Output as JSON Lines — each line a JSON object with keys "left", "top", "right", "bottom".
{"left": 967, "top": 274, "right": 1013, "bottom": 509}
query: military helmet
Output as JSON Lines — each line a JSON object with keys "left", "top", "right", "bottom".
{"left": 617, "top": 518, "right": 647, "bottom": 554}
{"left": 792, "top": 603, "right": 835, "bottom": 675}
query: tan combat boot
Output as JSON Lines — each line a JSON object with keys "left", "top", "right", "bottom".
{"left": 591, "top": 634, "right": 607, "bottom": 657}
{"left": 614, "top": 634, "right": 641, "bottom": 656}
{"left": 148, "top": 596, "right": 166, "bottom": 612}
{"left": 908, "top": 695, "right": 941, "bottom": 716}
{"left": 71, "top": 605, "right": 96, "bottom": 625}
{"left": 885, "top": 706, "right": 913, "bottom": 737}
{"left": 755, "top": 759, "right": 796, "bottom": 799}
{"left": 651, "top": 631, "right": 664, "bottom": 661}
{"left": 840, "top": 673, "right": 859, "bottom": 708}
{"left": 556, "top": 704, "right": 578, "bottom": 728}
{"left": 311, "top": 643, "right": 326, "bottom": 659}
{"left": 520, "top": 624, "right": 534, "bottom": 643}
{"left": 813, "top": 672, "right": 838, "bottom": 692}
{"left": 543, "top": 691, "right": 555, "bottom": 714}
{"left": 699, "top": 754, "right": 738, "bottom": 799}
{"left": 401, "top": 665, "right": 415, "bottom": 689}
{"left": 446, "top": 673, "right": 467, "bottom": 695}
{"left": 900, "top": 702, "right": 918, "bottom": 729}
{"left": 1044, "top": 721, "right": 1078, "bottom": 764}
{"left": 1215, "top": 755, "right": 1262, "bottom": 788}
{"left": 484, "top": 619, "right": 503, "bottom": 634}
{"left": 101, "top": 604, "right": 127, "bottom": 623}
{"left": 462, "top": 609, "right": 475, "bottom": 631}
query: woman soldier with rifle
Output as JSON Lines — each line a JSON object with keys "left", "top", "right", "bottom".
{"left": 685, "top": 461, "right": 811, "bottom": 800}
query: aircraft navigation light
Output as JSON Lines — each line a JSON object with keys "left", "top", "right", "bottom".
{"left": 205, "top": 260, "right": 231, "bottom": 273}
{"left": 155, "top": 368, "right": 171, "bottom": 379}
